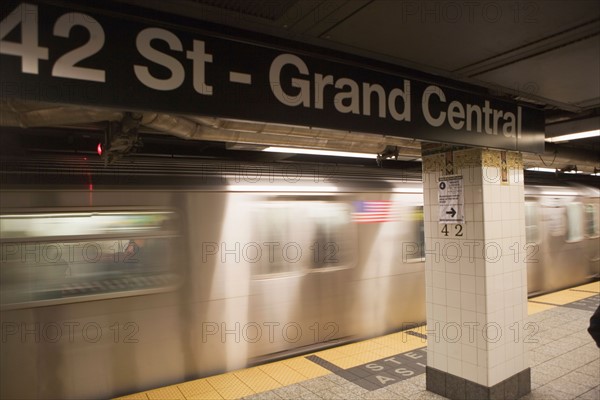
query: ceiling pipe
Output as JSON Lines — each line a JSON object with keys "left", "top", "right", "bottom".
{"left": 1, "top": 99, "right": 124, "bottom": 128}
{"left": 140, "top": 113, "right": 387, "bottom": 154}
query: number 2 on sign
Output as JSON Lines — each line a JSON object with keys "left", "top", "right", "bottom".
{"left": 441, "top": 224, "right": 463, "bottom": 237}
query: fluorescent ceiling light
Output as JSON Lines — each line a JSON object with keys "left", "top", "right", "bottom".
{"left": 392, "top": 187, "right": 423, "bottom": 193}
{"left": 526, "top": 167, "right": 556, "bottom": 173}
{"left": 541, "top": 191, "right": 578, "bottom": 196}
{"left": 228, "top": 185, "right": 338, "bottom": 192}
{"left": 263, "top": 146, "right": 377, "bottom": 159}
{"left": 545, "top": 129, "right": 600, "bottom": 143}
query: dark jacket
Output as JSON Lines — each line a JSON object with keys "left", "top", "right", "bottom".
{"left": 589, "top": 304, "right": 600, "bottom": 348}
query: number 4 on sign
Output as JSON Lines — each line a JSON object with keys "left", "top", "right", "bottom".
{"left": 0, "top": 3, "right": 48, "bottom": 74}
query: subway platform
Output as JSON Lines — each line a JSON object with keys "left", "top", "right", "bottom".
{"left": 118, "top": 282, "right": 600, "bottom": 400}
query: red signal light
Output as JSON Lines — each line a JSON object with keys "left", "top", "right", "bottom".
{"left": 97, "top": 143, "right": 103, "bottom": 156}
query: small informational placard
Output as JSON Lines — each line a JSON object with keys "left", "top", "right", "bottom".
{"left": 438, "top": 175, "right": 464, "bottom": 223}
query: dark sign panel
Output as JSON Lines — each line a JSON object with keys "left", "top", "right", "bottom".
{"left": 0, "top": 1, "right": 545, "bottom": 152}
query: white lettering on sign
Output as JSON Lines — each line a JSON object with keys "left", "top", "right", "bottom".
{"left": 134, "top": 29, "right": 213, "bottom": 94}
{"left": 269, "top": 53, "right": 411, "bottom": 121}
{"left": 423, "top": 85, "right": 521, "bottom": 138}
{"left": 438, "top": 175, "right": 464, "bottom": 223}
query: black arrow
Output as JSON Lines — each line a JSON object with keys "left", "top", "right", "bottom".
{"left": 446, "top": 208, "right": 456, "bottom": 217}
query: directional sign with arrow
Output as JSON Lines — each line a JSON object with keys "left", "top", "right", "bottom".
{"left": 438, "top": 176, "right": 464, "bottom": 223}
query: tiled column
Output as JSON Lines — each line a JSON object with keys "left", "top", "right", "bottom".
{"left": 422, "top": 146, "right": 531, "bottom": 400}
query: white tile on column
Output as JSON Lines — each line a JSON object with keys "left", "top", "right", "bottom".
{"left": 473, "top": 203, "right": 484, "bottom": 222}
{"left": 488, "top": 345, "right": 505, "bottom": 368}
{"left": 433, "top": 271, "right": 446, "bottom": 289}
{"left": 430, "top": 337, "right": 444, "bottom": 353}
{"left": 447, "top": 341, "right": 461, "bottom": 360}
{"left": 477, "top": 366, "right": 488, "bottom": 386}
{"left": 474, "top": 223, "right": 484, "bottom": 240}
{"left": 476, "top": 295, "right": 486, "bottom": 314}
{"left": 446, "top": 259, "right": 460, "bottom": 274}
{"left": 475, "top": 276, "right": 485, "bottom": 295}
{"left": 501, "top": 202, "right": 513, "bottom": 221}
{"left": 461, "top": 344, "right": 478, "bottom": 365}
{"left": 433, "top": 304, "right": 447, "bottom": 323}
{"left": 461, "top": 309, "right": 477, "bottom": 330}
{"left": 465, "top": 207, "right": 474, "bottom": 224}
{"left": 501, "top": 187, "right": 511, "bottom": 203}
{"left": 464, "top": 185, "right": 474, "bottom": 204}
{"left": 491, "top": 185, "right": 501, "bottom": 203}
{"left": 447, "top": 290, "right": 461, "bottom": 308}
{"left": 488, "top": 362, "right": 506, "bottom": 387}
{"left": 473, "top": 186, "right": 483, "bottom": 203}
{"left": 447, "top": 306, "right": 461, "bottom": 323}
{"left": 448, "top": 357, "right": 461, "bottom": 376}
{"left": 493, "top": 204, "right": 503, "bottom": 221}
{"left": 460, "top": 275, "right": 476, "bottom": 294}
{"left": 459, "top": 261, "right": 476, "bottom": 276}
{"left": 433, "top": 287, "right": 447, "bottom": 305}
{"left": 462, "top": 361, "right": 478, "bottom": 382}
{"left": 460, "top": 292, "right": 477, "bottom": 312}
{"left": 434, "top": 354, "right": 448, "bottom": 372}
{"left": 477, "top": 347, "right": 488, "bottom": 368}
{"left": 475, "top": 259, "right": 485, "bottom": 276}
{"left": 446, "top": 273, "right": 460, "bottom": 291}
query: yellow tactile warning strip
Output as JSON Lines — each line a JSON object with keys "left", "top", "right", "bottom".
{"left": 528, "top": 281, "right": 599, "bottom": 314}
{"left": 531, "top": 281, "right": 600, "bottom": 306}
{"left": 117, "top": 282, "right": 599, "bottom": 400}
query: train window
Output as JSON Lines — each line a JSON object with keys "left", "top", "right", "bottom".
{"left": 252, "top": 201, "right": 354, "bottom": 277}
{"left": 585, "top": 204, "right": 599, "bottom": 238}
{"left": 405, "top": 206, "right": 425, "bottom": 262}
{"left": 565, "top": 203, "right": 584, "bottom": 242}
{"left": 253, "top": 204, "right": 297, "bottom": 276}
{"left": 0, "top": 211, "right": 179, "bottom": 308}
{"left": 307, "top": 202, "right": 354, "bottom": 269}
{"left": 525, "top": 202, "right": 540, "bottom": 244}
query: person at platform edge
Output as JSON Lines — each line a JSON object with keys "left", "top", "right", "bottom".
{"left": 589, "top": 304, "right": 600, "bottom": 348}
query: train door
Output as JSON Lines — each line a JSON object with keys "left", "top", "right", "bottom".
{"left": 247, "top": 198, "right": 356, "bottom": 359}
{"left": 583, "top": 201, "right": 600, "bottom": 278}
{"left": 525, "top": 201, "right": 543, "bottom": 294}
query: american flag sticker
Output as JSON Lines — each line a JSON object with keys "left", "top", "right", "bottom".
{"left": 351, "top": 201, "right": 399, "bottom": 223}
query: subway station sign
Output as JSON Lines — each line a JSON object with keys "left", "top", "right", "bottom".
{"left": 0, "top": 1, "right": 545, "bottom": 153}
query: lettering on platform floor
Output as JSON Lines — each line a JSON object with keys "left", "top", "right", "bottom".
{"left": 306, "top": 346, "right": 427, "bottom": 390}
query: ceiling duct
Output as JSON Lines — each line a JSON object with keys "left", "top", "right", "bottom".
{"left": 1, "top": 99, "right": 124, "bottom": 128}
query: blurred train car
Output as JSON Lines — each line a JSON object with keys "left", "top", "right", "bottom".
{"left": 0, "top": 155, "right": 598, "bottom": 399}
{"left": 524, "top": 184, "right": 599, "bottom": 295}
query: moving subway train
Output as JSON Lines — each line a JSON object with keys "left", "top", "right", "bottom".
{"left": 1, "top": 155, "right": 598, "bottom": 399}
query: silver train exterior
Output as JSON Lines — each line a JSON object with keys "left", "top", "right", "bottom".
{"left": 0, "top": 156, "right": 598, "bottom": 399}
